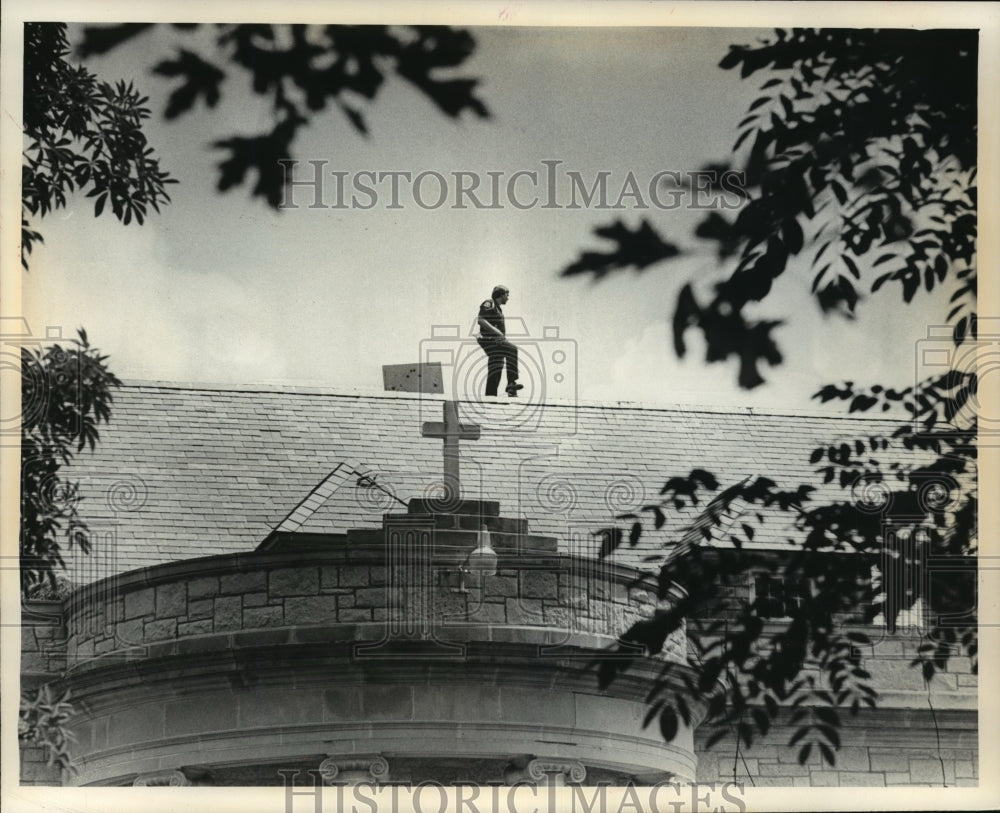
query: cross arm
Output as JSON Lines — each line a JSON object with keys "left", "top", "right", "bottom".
{"left": 421, "top": 422, "right": 482, "bottom": 440}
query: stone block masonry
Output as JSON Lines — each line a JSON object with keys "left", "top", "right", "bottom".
{"left": 695, "top": 716, "right": 977, "bottom": 788}
{"left": 59, "top": 543, "right": 679, "bottom": 671}
{"left": 21, "top": 603, "right": 67, "bottom": 683}
{"left": 41, "top": 513, "right": 704, "bottom": 788}
{"left": 27, "top": 486, "right": 979, "bottom": 788}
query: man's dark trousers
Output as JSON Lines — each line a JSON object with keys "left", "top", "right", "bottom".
{"left": 479, "top": 338, "right": 519, "bottom": 396}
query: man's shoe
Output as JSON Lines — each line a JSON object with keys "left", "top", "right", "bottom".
{"left": 505, "top": 383, "right": 523, "bottom": 396}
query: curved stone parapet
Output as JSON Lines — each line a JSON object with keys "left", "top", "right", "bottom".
{"left": 62, "top": 548, "right": 686, "bottom": 670}
{"left": 50, "top": 507, "right": 697, "bottom": 786}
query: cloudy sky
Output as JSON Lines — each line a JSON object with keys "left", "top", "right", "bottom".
{"left": 20, "top": 11, "right": 963, "bottom": 411}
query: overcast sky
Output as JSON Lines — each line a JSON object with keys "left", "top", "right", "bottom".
{"left": 22, "top": 20, "right": 959, "bottom": 411}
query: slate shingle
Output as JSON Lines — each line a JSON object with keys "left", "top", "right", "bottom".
{"left": 60, "top": 382, "right": 920, "bottom": 584}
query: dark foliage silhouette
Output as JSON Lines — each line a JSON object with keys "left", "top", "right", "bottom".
{"left": 21, "top": 23, "right": 176, "bottom": 270}
{"left": 77, "top": 23, "right": 491, "bottom": 207}
{"left": 561, "top": 219, "right": 680, "bottom": 280}
{"left": 20, "top": 329, "right": 121, "bottom": 595}
{"left": 574, "top": 28, "right": 978, "bottom": 767}
{"left": 19, "top": 330, "right": 120, "bottom": 776}
{"left": 19, "top": 685, "right": 78, "bottom": 777}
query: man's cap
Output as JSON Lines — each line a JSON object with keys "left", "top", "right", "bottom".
{"left": 492, "top": 285, "right": 509, "bottom": 298}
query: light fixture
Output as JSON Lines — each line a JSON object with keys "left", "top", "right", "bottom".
{"left": 448, "top": 524, "right": 498, "bottom": 593}
{"left": 468, "top": 524, "right": 498, "bottom": 577}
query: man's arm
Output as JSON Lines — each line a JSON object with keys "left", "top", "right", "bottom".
{"left": 478, "top": 315, "right": 504, "bottom": 337}
{"left": 477, "top": 300, "right": 505, "bottom": 338}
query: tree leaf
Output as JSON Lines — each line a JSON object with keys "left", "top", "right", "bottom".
{"left": 842, "top": 255, "right": 861, "bottom": 280}
{"left": 659, "top": 706, "right": 679, "bottom": 742}
{"left": 596, "top": 527, "right": 624, "bottom": 558}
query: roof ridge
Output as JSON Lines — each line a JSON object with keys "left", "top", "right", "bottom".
{"left": 117, "top": 378, "right": 905, "bottom": 423}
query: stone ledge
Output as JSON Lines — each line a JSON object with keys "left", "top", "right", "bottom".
{"left": 59, "top": 636, "right": 687, "bottom": 708}
{"left": 63, "top": 623, "right": 629, "bottom": 676}
{"left": 22, "top": 600, "right": 64, "bottom": 622}
{"left": 406, "top": 498, "right": 500, "bottom": 517}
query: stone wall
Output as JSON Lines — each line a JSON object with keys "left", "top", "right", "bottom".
{"left": 695, "top": 713, "right": 978, "bottom": 787}
{"left": 61, "top": 549, "right": 685, "bottom": 671}
{"left": 684, "top": 559, "right": 978, "bottom": 788}
{"left": 19, "top": 743, "right": 64, "bottom": 786}
{"left": 692, "top": 632, "right": 978, "bottom": 789}
{"left": 23, "top": 542, "right": 977, "bottom": 788}
{"left": 20, "top": 602, "right": 69, "bottom": 785}
{"left": 40, "top": 543, "right": 702, "bottom": 787}
{"left": 22, "top": 601, "right": 66, "bottom": 685}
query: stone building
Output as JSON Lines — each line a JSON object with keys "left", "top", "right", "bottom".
{"left": 20, "top": 383, "right": 977, "bottom": 787}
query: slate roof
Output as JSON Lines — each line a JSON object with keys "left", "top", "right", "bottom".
{"left": 57, "top": 381, "right": 913, "bottom": 584}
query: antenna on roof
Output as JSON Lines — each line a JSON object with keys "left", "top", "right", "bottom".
{"left": 266, "top": 459, "right": 362, "bottom": 537}
{"left": 355, "top": 470, "right": 410, "bottom": 509}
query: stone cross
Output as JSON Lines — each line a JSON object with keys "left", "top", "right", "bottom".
{"left": 421, "top": 400, "right": 481, "bottom": 502}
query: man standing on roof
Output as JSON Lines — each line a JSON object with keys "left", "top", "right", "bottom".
{"left": 477, "top": 285, "right": 523, "bottom": 397}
